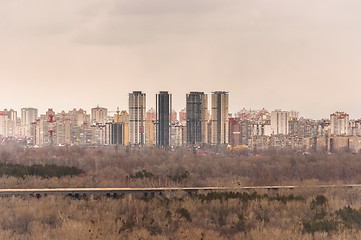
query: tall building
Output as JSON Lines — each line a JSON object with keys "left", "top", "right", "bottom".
{"left": 171, "top": 109, "right": 177, "bottom": 123}
{"left": 53, "top": 111, "right": 72, "bottom": 146}
{"left": 109, "top": 110, "right": 129, "bottom": 146}
{"left": 146, "top": 108, "right": 156, "bottom": 121}
{"left": 186, "top": 92, "right": 208, "bottom": 145}
{"left": 0, "top": 111, "right": 7, "bottom": 137}
{"left": 211, "top": 91, "right": 229, "bottom": 145}
{"left": 30, "top": 109, "right": 54, "bottom": 146}
{"left": 156, "top": 91, "right": 172, "bottom": 147}
{"left": 270, "top": 110, "right": 289, "bottom": 135}
{"left": 46, "top": 108, "right": 56, "bottom": 146}
{"left": 330, "top": 111, "right": 349, "bottom": 136}
{"left": 91, "top": 106, "right": 108, "bottom": 124}
{"left": 21, "top": 108, "right": 38, "bottom": 137}
{"left": 0, "top": 109, "right": 18, "bottom": 137}
{"left": 170, "top": 121, "right": 184, "bottom": 147}
{"left": 129, "top": 91, "right": 146, "bottom": 145}
{"left": 179, "top": 108, "right": 187, "bottom": 126}
{"left": 110, "top": 110, "right": 129, "bottom": 146}
{"left": 4, "top": 109, "right": 17, "bottom": 137}
{"left": 107, "top": 122, "right": 123, "bottom": 145}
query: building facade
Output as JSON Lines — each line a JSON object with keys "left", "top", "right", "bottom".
{"left": 211, "top": 91, "right": 229, "bottom": 145}
{"left": 21, "top": 108, "right": 38, "bottom": 137}
{"left": 330, "top": 111, "right": 349, "bottom": 136}
{"left": 186, "top": 92, "right": 208, "bottom": 145}
{"left": 91, "top": 106, "right": 108, "bottom": 124}
{"left": 129, "top": 91, "right": 146, "bottom": 145}
{"left": 156, "top": 91, "right": 172, "bottom": 147}
{"left": 270, "top": 109, "right": 289, "bottom": 135}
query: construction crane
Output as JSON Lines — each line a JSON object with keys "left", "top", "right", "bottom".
{"left": 108, "top": 107, "right": 121, "bottom": 123}
{"left": 47, "top": 112, "right": 55, "bottom": 147}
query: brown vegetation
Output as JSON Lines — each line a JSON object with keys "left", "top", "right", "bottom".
{"left": 0, "top": 143, "right": 361, "bottom": 238}
{"left": 1, "top": 144, "right": 361, "bottom": 188}
{"left": 0, "top": 190, "right": 361, "bottom": 239}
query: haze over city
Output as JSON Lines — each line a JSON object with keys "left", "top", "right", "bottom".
{"left": 1, "top": 0, "right": 361, "bottom": 119}
{"left": 3, "top": 1, "right": 361, "bottom": 239}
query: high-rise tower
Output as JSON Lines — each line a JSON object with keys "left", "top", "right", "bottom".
{"left": 21, "top": 108, "right": 38, "bottom": 137}
{"left": 91, "top": 106, "right": 108, "bottom": 124}
{"left": 186, "top": 92, "right": 208, "bottom": 145}
{"left": 330, "top": 111, "right": 349, "bottom": 136}
{"left": 156, "top": 91, "right": 172, "bottom": 147}
{"left": 129, "top": 91, "right": 146, "bottom": 145}
{"left": 270, "top": 109, "right": 289, "bottom": 135}
{"left": 211, "top": 91, "right": 229, "bottom": 145}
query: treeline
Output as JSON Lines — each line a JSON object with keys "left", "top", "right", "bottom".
{"left": 0, "top": 163, "right": 83, "bottom": 178}
{"left": 1, "top": 144, "right": 361, "bottom": 188}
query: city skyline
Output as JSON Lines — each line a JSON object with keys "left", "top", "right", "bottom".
{"left": 0, "top": 99, "right": 360, "bottom": 121}
{"left": 1, "top": 1, "right": 361, "bottom": 119}
{"left": 1, "top": 102, "right": 361, "bottom": 153}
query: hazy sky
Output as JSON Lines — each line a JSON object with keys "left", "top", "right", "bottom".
{"left": 1, "top": 0, "right": 360, "bottom": 119}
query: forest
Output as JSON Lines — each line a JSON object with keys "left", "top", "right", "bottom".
{"left": 0, "top": 143, "right": 361, "bottom": 239}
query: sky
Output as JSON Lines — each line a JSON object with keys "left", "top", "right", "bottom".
{"left": 0, "top": 0, "right": 360, "bottom": 119}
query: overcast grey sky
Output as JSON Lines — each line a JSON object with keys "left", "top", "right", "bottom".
{"left": 0, "top": 0, "right": 360, "bottom": 119}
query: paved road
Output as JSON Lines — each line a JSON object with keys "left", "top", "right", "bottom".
{"left": 0, "top": 184, "right": 359, "bottom": 197}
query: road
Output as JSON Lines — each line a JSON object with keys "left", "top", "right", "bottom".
{"left": 0, "top": 184, "right": 359, "bottom": 198}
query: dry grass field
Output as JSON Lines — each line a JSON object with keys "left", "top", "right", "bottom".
{"left": 0, "top": 143, "right": 361, "bottom": 239}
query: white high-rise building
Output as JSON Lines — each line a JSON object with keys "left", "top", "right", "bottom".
{"left": 21, "top": 108, "right": 38, "bottom": 137}
{"left": 129, "top": 91, "right": 146, "bottom": 145}
{"left": 5, "top": 109, "right": 17, "bottom": 137}
{"left": 0, "top": 112, "right": 7, "bottom": 137}
{"left": 270, "top": 110, "right": 289, "bottom": 135}
{"left": 330, "top": 112, "right": 349, "bottom": 136}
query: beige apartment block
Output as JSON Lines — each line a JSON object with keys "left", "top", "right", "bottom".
{"left": 211, "top": 91, "right": 229, "bottom": 145}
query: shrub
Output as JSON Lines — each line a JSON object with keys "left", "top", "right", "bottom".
{"left": 0, "top": 163, "right": 83, "bottom": 178}
{"left": 176, "top": 207, "right": 192, "bottom": 222}
{"left": 336, "top": 206, "right": 361, "bottom": 229}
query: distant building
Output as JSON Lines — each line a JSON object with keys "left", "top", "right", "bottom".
{"left": 55, "top": 111, "right": 72, "bottom": 145}
{"left": 229, "top": 118, "right": 241, "bottom": 146}
{"left": 236, "top": 108, "right": 270, "bottom": 122}
{"left": 91, "top": 123, "right": 107, "bottom": 145}
{"left": 179, "top": 108, "right": 187, "bottom": 126}
{"left": 171, "top": 109, "right": 177, "bottom": 123}
{"left": 145, "top": 120, "right": 155, "bottom": 146}
{"left": 270, "top": 110, "right": 289, "bottom": 135}
{"left": 186, "top": 92, "right": 208, "bottom": 145}
{"left": 146, "top": 108, "right": 156, "bottom": 121}
{"left": 288, "top": 118, "right": 319, "bottom": 137}
{"left": 107, "top": 110, "right": 129, "bottom": 146}
{"left": 31, "top": 109, "right": 55, "bottom": 146}
{"left": 129, "top": 91, "right": 146, "bottom": 145}
{"left": 0, "top": 111, "right": 7, "bottom": 137}
{"left": 211, "top": 91, "right": 229, "bottom": 145}
{"left": 21, "top": 108, "right": 38, "bottom": 137}
{"left": 289, "top": 111, "right": 299, "bottom": 120}
{"left": 91, "top": 106, "right": 108, "bottom": 124}
{"left": 330, "top": 111, "right": 349, "bottom": 136}
{"left": 350, "top": 119, "right": 361, "bottom": 136}
{"left": 0, "top": 109, "right": 18, "bottom": 137}
{"left": 107, "top": 122, "right": 123, "bottom": 145}
{"left": 228, "top": 117, "right": 271, "bottom": 146}
{"left": 156, "top": 91, "right": 172, "bottom": 147}
{"left": 170, "top": 121, "right": 184, "bottom": 146}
